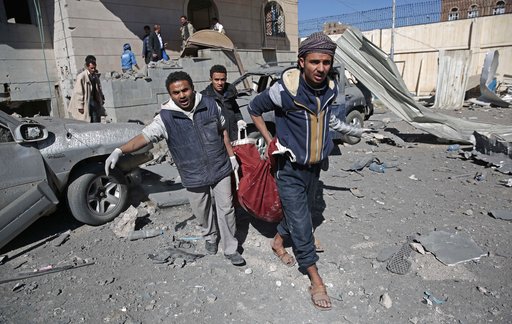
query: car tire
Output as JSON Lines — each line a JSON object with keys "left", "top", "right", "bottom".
{"left": 66, "top": 163, "right": 128, "bottom": 225}
{"left": 343, "top": 109, "right": 364, "bottom": 145}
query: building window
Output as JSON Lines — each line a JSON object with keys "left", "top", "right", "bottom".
{"left": 3, "top": 0, "right": 32, "bottom": 24}
{"left": 265, "top": 1, "right": 285, "bottom": 37}
{"left": 493, "top": 1, "right": 506, "bottom": 15}
{"left": 448, "top": 7, "right": 459, "bottom": 21}
{"left": 468, "top": 4, "right": 479, "bottom": 18}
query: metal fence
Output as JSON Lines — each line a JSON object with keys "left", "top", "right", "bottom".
{"left": 299, "top": 0, "right": 441, "bottom": 37}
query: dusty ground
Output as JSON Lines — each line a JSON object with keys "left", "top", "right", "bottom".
{"left": 1, "top": 104, "right": 511, "bottom": 324}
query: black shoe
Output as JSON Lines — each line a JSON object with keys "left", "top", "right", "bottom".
{"left": 205, "top": 240, "right": 218, "bottom": 255}
{"left": 225, "top": 252, "right": 246, "bottom": 266}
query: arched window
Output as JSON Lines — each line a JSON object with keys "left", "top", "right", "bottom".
{"left": 448, "top": 7, "right": 459, "bottom": 21}
{"left": 468, "top": 4, "right": 479, "bottom": 18}
{"left": 493, "top": 1, "right": 506, "bottom": 15}
{"left": 265, "top": 1, "right": 285, "bottom": 37}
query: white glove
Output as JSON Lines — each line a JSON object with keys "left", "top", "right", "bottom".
{"left": 237, "top": 120, "right": 247, "bottom": 130}
{"left": 229, "top": 156, "right": 239, "bottom": 171}
{"left": 230, "top": 156, "right": 240, "bottom": 190}
{"left": 105, "top": 148, "right": 123, "bottom": 176}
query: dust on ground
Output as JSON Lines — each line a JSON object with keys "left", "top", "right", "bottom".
{"left": 1, "top": 104, "right": 511, "bottom": 324}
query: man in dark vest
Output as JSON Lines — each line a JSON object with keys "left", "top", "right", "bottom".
{"left": 105, "top": 71, "right": 245, "bottom": 266}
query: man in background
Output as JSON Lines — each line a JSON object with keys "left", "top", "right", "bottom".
{"left": 148, "top": 24, "right": 163, "bottom": 62}
{"left": 68, "top": 55, "right": 105, "bottom": 123}
{"left": 201, "top": 65, "right": 244, "bottom": 141}
{"left": 179, "top": 15, "right": 195, "bottom": 49}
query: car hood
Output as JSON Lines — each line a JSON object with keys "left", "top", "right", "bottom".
{"left": 34, "top": 117, "right": 145, "bottom": 157}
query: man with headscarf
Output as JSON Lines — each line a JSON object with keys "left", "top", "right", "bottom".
{"left": 249, "top": 32, "right": 368, "bottom": 311}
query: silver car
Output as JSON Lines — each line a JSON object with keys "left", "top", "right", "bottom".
{"left": 0, "top": 111, "right": 152, "bottom": 249}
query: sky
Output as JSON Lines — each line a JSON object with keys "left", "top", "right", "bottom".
{"left": 298, "top": 0, "right": 418, "bottom": 21}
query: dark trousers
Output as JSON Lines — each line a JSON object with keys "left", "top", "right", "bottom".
{"left": 275, "top": 157, "right": 321, "bottom": 271}
{"left": 89, "top": 100, "right": 101, "bottom": 123}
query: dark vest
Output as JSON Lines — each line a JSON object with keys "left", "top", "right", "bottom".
{"left": 159, "top": 96, "right": 232, "bottom": 188}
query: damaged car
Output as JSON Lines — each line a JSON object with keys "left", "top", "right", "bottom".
{"left": 234, "top": 63, "right": 373, "bottom": 154}
{"left": 0, "top": 111, "right": 152, "bottom": 249}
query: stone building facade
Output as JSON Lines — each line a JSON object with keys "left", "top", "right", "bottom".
{"left": 0, "top": 0, "right": 298, "bottom": 117}
{"left": 441, "top": 0, "right": 511, "bottom": 21}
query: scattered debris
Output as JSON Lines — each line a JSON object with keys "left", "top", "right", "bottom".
{"left": 423, "top": 291, "right": 447, "bottom": 305}
{"left": 409, "top": 242, "right": 426, "bottom": 255}
{"left": 379, "top": 293, "right": 392, "bottom": 309}
{"left": 349, "top": 156, "right": 378, "bottom": 171}
{"left": 128, "top": 229, "right": 164, "bottom": 241}
{"left": 446, "top": 144, "right": 460, "bottom": 152}
{"left": 499, "top": 178, "right": 512, "bottom": 187}
{"left": 148, "top": 247, "right": 204, "bottom": 265}
{"left": 418, "top": 231, "right": 487, "bottom": 266}
{"left": 111, "top": 205, "right": 138, "bottom": 238}
{"left": 0, "top": 261, "right": 95, "bottom": 284}
{"left": 489, "top": 210, "right": 512, "bottom": 221}
{"left": 349, "top": 187, "right": 364, "bottom": 198}
{"left": 53, "top": 230, "right": 71, "bottom": 247}
{"left": 409, "top": 174, "right": 419, "bottom": 181}
{"left": 386, "top": 236, "right": 415, "bottom": 275}
{"left": 369, "top": 162, "right": 385, "bottom": 173}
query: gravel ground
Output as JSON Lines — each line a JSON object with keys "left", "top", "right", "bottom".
{"left": 1, "top": 104, "right": 511, "bottom": 324}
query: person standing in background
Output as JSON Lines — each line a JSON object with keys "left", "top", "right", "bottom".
{"left": 179, "top": 15, "right": 195, "bottom": 49}
{"left": 211, "top": 17, "right": 225, "bottom": 34}
{"left": 68, "top": 56, "right": 105, "bottom": 123}
{"left": 149, "top": 24, "right": 163, "bottom": 62}
{"left": 142, "top": 25, "right": 151, "bottom": 64}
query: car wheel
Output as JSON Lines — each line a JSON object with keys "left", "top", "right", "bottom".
{"left": 343, "top": 109, "right": 364, "bottom": 145}
{"left": 66, "top": 164, "right": 128, "bottom": 225}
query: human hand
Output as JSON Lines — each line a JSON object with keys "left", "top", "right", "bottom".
{"left": 229, "top": 156, "right": 239, "bottom": 171}
{"left": 237, "top": 120, "right": 247, "bottom": 130}
{"left": 105, "top": 148, "right": 122, "bottom": 176}
{"left": 78, "top": 108, "right": 84, "bottom": 114}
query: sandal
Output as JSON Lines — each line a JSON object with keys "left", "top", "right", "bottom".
{"left": 309, "top": 285, "right": 332, "bottom": 311}
{"left": 271, "top": 245, "right": 296, "bottom": 267}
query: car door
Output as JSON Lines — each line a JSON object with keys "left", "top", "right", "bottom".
{"left": 0, "top": 123, "right": 59, "bottom": 249}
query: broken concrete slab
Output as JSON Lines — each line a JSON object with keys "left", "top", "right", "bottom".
{"left": 418, "top": 231, "right": 487, "bottom": 266}
{"left": 489, "top": 210, "right": 512, "bottom": 221}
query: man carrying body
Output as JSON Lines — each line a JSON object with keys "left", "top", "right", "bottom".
{"left": 201, "top": 65, "right": 244, "bottom": 141}
{"left": 105, "top": 71, "right": 245, "bottom": 266}
{"left": 148, "top": 24, "right": 163, "bottom": 62}
{"left": 179, "top": 15, "right": 195, "bottom": 49}
{"left": 68, "top": 56, "right": 105, "bottom": 123}
{"left": 248, "top": 32, "right": 367, "bottom": 310}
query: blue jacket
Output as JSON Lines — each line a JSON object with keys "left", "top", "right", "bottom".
{"left": 159, "top": 96, "right": 232, "bottom": 188}
{"left": 121, "top": 50, "right": 137, "bottom": 70}
{"left": 248, "top": 67, "right": 338, "bottom": 166}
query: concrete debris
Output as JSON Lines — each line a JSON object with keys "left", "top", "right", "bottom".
{"left": 409, "top": 242, "right": 426, "bottom": 255}
{"left": 111, "top": 205, "right": 138, "bottom": 238}
{"left": 349, "top": 187, "right": 365, "bottom": 198}
{"left": 478, "top": 50, "right": 511, "bottom": 108}
{"left": 418, "top": 231, "right": 487, "bottom": 266}
{"left": 489, "top": 210, "right": 512, "bottom": 221}
{"left": 127, "top": 229, "right": 164, "bottom": 241}
{"left": 423, "top": 291, "right": 447, "bottom": 305}
{"left": 148, "top": 247, "right": 204, "bottom": 265}
{"left": 53, "top": 230, "right": 71, "bottom": 247}
{"left": 500, "top": 178, "right": 512, "bottom": 187}
{"left": 379, "top": 293, "right": 392, "bottom": 309}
